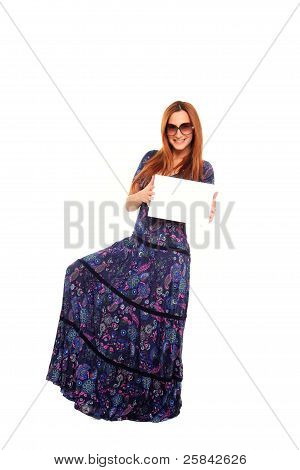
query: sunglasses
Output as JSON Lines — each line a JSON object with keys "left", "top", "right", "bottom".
{"left": 166, "top": 122, "right": 194, "bottom": 136}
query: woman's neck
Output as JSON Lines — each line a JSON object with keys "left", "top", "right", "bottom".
{"left": 172, "top": 145, "right": 192, "bottom": 163}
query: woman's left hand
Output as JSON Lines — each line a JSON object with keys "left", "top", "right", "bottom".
{"left": 209, "top": 192, "right": 218, "bottom": 223}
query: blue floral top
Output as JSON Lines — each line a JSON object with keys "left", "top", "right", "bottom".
{"left": 132, "top": 149, "right": 214, "bottom": 252}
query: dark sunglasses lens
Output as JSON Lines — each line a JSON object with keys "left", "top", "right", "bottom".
{"left": 166, "top": 124, "right": 177, "bottom": 135}
{"left": 180, "top": 123, "right": 193, "bottom": 135}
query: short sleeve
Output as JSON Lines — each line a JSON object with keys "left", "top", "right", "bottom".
{"left": 133, "top": 149, "right": 157, "bottom": 179}
{"left": 202, "top": 160, "right": 214, "bottom": 184}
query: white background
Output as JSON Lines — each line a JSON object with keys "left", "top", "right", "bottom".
{"left": 1, "top": 1, "right": 299, "bottom": 469}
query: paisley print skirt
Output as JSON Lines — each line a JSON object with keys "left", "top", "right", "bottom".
{"left": 46, "top": 232, "right": 191, "bottom": 422}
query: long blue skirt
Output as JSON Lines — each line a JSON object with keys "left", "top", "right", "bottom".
{"left": 46, "top": 232, "right": 190, "bottom": 423}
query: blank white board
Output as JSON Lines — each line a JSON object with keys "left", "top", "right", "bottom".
{"left": 147, "top": 174, "right": 218, "bottom": 225}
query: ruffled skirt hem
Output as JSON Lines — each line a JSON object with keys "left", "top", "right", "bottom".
{"left": 46, "top": 317, "right": 183, "bottom": 423}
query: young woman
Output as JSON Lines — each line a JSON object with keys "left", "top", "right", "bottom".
{"left": 46, "top": 100, "right": 216, "bottom": 423}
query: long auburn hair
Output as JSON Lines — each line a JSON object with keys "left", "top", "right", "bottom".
{"left": 129, "top": 100, "right": 204, "bottom": 194}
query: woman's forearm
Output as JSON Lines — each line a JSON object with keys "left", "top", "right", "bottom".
{"left": 125, "top": 191, "right": 143, "bottom": 212}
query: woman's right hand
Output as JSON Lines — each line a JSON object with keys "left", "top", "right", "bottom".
{"left": 139, "top": 175, "right": 155, "bottom": 205}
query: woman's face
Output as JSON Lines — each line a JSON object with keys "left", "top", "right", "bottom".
{"left": 166, "top": 110, "right": 194, "bottom": 152}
